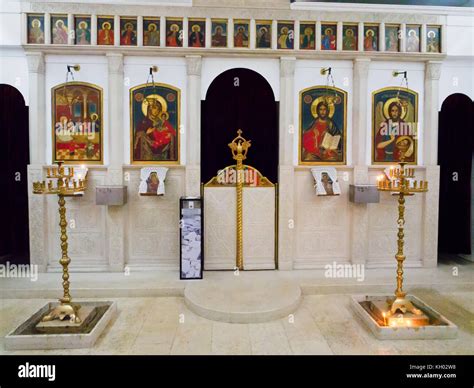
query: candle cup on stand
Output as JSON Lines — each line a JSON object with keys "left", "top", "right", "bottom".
{"left": 376, "top": 141, "right": 428, "bottom": 319}
{"left": 32, "top": 162, "right": 88, "bottom": 323}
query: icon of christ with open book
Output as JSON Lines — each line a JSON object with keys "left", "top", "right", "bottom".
{"left": 302, "top": 100, "right": 342, "bottom": 162}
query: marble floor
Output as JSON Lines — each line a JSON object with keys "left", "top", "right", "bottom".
{"left": 1, "top": 289, "right": 473, "bottom": 355}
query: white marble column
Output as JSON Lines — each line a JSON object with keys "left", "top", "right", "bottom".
{"left": 185, "top": 55, "right": 202, "bottom": 197}
{"left": 106, "top": 53, "right": 125, "bottom": 271}
{"left": 67, "top": 14, "right": 74, "bottom": 45}
{"left": 316, "top": 21, "right": 321, "bottom": 51}
{"left": 400, "top": 23, "right": 407, "bottom": 52}
{"left": 352, "top": 58, "right": 370, "bottom": 166}
{"left": 280, "top": 57, "right": 296, "bottom": 166}
{"left": 183, "top": 17, "right": 189, "bottom": 48}
{"left": 227, "top": 18, "right": 234, "bottom": 48}
{"left": 424, "top": 61, "right": 442, "bottom": 166}
{"left": 44, "top": 13, "right": 51, "bottom": 45}
{"left": 350, "top": 58, "right": 371, "bottom": 265}
{"left": 250, "top": 19, "right": 256, "bottom": 49}
{"left": 294, "top": 20, "right": 300, "bottom": 50}
{"left": 336, "top": 22, "right": 343, "bottom": 51}
{"left": 21, "top": 13, "right": 27, "bottom": 44}
{"left": 91, "top": 14, "right": 97, "bottom": 45}
{"left": 107, "top": 54, "right": 124, "bottom": 169}
{"left": 421, "top": 60, "right": 442, "bottom": 268}
{"left": 137, "top": 16, "right": 143, "bottom": 47}
{"left": 421, "top": 24, "right": 427, "bottom": 53}
{"left": 205, "top": 17, "right": 211, "bottom": 48}
{"left": 358, "top": 22, "right": 364, "bottom": 51}
{"left": 114, "top": 15, "right": 120, "bottom": 47}
{"left": 27, "top": 53, "right": 46, "bottom": 164}
{"left": 278, "top": 57, "right": 296, "bottom": 270}
{"left": 272, "top": 20, "right": 278, "bottom": 50}
{"left": 26, "top": 52, "right": 48, "bottom": 271}
{"left": 379, "top": 22, "right": 386, "bottom": 52}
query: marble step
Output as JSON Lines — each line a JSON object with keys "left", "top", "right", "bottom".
{"left": 184, "top": 276, "right": 302, "bottom": 323}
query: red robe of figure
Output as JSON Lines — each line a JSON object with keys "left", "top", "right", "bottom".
{"left": 148, "top": 121, "right": 176, "bottom": 150}
{"left": 302, "top": 119, "right": 338, "bottom": 159}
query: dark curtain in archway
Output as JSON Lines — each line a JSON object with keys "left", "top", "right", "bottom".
{"left": 201, "top": 68, "right": 279, "bottom": 184}
{"left": 438, "top": 93, "right": 474, "bottom": 254}
{"left": 0, "top": 84, "right": 30, "bottom": 264}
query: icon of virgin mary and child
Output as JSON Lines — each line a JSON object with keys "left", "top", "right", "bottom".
{"left": 133, "top": 96, "right": 177, "bottom": 161}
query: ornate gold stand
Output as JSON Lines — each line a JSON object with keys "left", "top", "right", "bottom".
{"left": 228, "top": 129, "right": 251, "bottom": 270}
{"left": 33, "top": 162, "right": 87, "bottom": 323}
{"left": 377, "top": 145, "right": 428, "bottom": 317}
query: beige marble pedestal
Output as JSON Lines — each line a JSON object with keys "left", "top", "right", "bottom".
{"left": 184, "top": 273, "right": 301, "bottom": 323}
{"left": 5, "top": 301, "right": 117, "bottom": 350}
{"left": 351, "top": 295, "right": 458, "bottom": 340}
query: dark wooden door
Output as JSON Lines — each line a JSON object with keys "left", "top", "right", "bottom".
{"left": 438, "top": 93, "right": 474, "bottom": 254}
{"left": 201, "top": 68, "right": 279, "bottom": 184}
{"left": 0, "top": 84, "right": 30, "bottom": 264}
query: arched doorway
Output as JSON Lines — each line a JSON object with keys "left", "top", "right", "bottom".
{"left": 438, "top": 93, "right": 474, "bottom": 257}
{"left": 201, "top": 68, "right": 279, "bottom": 184}
{"left": 201, "top": 68, "right": 279, "bottom": 270}
{"left": 0, "top": 84, "right": 30, "bottom": 264}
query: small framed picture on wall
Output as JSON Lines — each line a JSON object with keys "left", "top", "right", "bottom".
{"left": 234, "top": 19, "right": 250, "bottom": 48}
{"left": 143, "top": 18, "right": 160, "bottom": 46}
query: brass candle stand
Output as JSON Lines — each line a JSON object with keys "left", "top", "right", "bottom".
{"left": 33, "top": 162, "right": 88, "bottom": 323}
{"left": 376, "top": 150, "right": 428, "bottom": 319}
{"left": 228, "top": 129, "right": 251, "bottom": 270}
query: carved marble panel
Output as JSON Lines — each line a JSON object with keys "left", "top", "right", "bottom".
{"left": 47, "top": 170, "right": 107, "bottom": 270}
{"left": 204, "top": 186, "right": 276, "bottom": 270}
{"left": 204, "top": 187, "right": 236, "bottom": 270}
{"left": 126, "top": 168, "right": 185, "bottom": 268}
{"left": 294, "top": 169, "right": 351, "bottom": 268}
{"left": 367, "top": 184, "right": 423, "bottom": 265}
{"left": 243, "top": 187, "right": 275, "bottom": 270}
{"left": 28, "top": 165, "right": 47, "bottom": 270}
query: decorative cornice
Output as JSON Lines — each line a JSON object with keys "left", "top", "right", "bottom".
{"left": 23, "top": 45, "right": 447, "bottom": 62}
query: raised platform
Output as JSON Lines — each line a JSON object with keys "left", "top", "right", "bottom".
{"left": 4, "top": 301, "right": 117, "bottom": 350}
{"left": 351, "top": 294, "right": 458, "bottom": 340}
{"left": 184, "top": 274, "right": 302, "bottom": 323}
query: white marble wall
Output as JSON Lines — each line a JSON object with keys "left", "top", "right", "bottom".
{"left": 293, "top": 168, "right": 351, "bottom": 269}
{"left": 366, "top": 169, "right": 424, "bottom": 268}
{"left": 25, "top": 53, "right": 442, "bottom": 272}
{"left": 16, "top": 1, "right": 455, "bottom": 272}
{"left": 125, "top": 167, "right": 185, "bottom": 270}
{"left": 47, "top": 170, "right": 108, "bottom": 271}
{"left": 292, "top": 167, "right": 426, "bottom": 269}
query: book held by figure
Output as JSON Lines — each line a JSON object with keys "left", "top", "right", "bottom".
{"left": 321, "top": 132, "right": 340, "bottom": 150}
